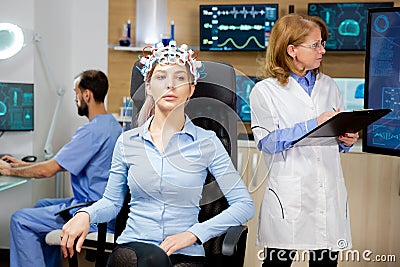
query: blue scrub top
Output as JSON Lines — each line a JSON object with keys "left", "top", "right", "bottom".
{"left": 55, "top": 114, "right": 122, "bottom": 203}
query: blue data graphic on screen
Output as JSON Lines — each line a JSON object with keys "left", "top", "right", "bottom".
{"left": 0, "top": 82, "right": 34, "bottom": 131}
{"left": 236, "top": 76, "right": 260, "bottom": 122}
{"left": 308, "top": 2, "right": 393, "bottom": 51}
{"left": 333, "top": 78, "right": 365, "bottom": 111}
{"left": 200, "top": 4, "right": 278, "bottom": 51}
{"left": 364, "top": 7, "right": 400, "bottom": 156}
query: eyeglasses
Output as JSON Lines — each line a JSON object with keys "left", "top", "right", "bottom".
{"left": 297, "top": 41, "right": 327, "bottom": 50}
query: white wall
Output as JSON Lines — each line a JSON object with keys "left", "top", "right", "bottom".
{"left": 34, "top": 0, "right": 109, "bottom": 158}
{"left": 0, "top": 0, "right": 109, "bottom": 248}
{"left": 0, "top": 0, "right": 35, "bottom": 155}
{"left": 0, "top": 0, "right": 108, "bottom": 159}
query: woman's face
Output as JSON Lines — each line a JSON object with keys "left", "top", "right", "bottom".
{"left": 288, "top": 27, "right": 326, "bottom": 75}
{"left": 147, "top": 63, "right": 194, "bottom": 113}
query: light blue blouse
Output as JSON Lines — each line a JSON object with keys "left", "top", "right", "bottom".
{"left": 81, "top": 116, "right": 254, "bottom": 256}
{"left": 257, "top": 72, "right": 351, "bottom": 154}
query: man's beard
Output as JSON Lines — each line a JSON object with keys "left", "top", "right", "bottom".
{"left": 77, "top": 99, "right": 89, "bottom": 117}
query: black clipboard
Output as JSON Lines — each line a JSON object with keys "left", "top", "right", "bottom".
{"left": 292, "top": 109, "right": 392, "bottom": 146}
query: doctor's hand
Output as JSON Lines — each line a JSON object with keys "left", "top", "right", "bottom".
{"left": 160, "top": 231, "right": 198, "bottom": 256}
{"left": 339, "top": 132, "right": 359, "bottom": 147}
{"left": 0, "top": 160, "right": 11, "bottom": 175}
{"left": 1, "top": 155, "right": 28, "bottom": 167}
{"left": 317, "top": 110, "right": 339, "bottom": 126}
{"left": 60, "top": 211, "right": 90, "bottom": 258}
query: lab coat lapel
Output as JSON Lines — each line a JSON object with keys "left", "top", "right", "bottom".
{"left": 286, "top": 77, "right": 314, "bottom": 107}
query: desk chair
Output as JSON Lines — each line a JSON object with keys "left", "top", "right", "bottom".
{"left": 47, "top": 61, "right": 247, "bottom": 267}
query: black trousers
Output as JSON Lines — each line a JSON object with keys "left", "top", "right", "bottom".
{"left": 107, "top": 241, "right": 205, "bottom": 267}
{"left": 262, "top": 248, "right": 338, "bottom": 267}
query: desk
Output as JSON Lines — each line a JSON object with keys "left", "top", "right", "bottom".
{"left": 0, "top": 175, "right": 33, "bottom": 248}
{"left": 0, "top": 176, "right": 31, "bottom": 192}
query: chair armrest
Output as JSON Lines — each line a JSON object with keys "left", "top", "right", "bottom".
{"left": 55, "top": 201, "right": 95, "bottom": 221}
{"left": 221, "top": 225, "right": 248, "bottom": 256}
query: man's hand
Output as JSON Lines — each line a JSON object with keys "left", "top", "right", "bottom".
{"left": 159, "top": 231, "right": 198, "bottom": 256}
{"left": 0, "top": 160, "right": 11, "bottom": 175}
{"left": 1, "top": 155, "right": 30, "bottom": 167}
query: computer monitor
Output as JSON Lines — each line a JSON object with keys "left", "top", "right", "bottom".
{"left": 333, "top": 78, "right": 364, "bottom": 111}
{"left": 200, "top": 4, "right": 279, "bottom": 51}
{"left": 363, "top": 7, "right": 400, "bottom": 156}
{"left": 236, "top": 75, "right": 260, "bottom": 122}
{"left": 0, "top": 82, "right": 34, "bottom": 131}
{"left": 308, "top": 2, "right": 394, "bottom": 51}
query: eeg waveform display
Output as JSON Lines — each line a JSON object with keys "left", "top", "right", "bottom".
{"left": 200, "top": 4, "right": 279, "bottom": 51}
{"left": 308, "top": 2, "right": 393, "bottom": 51}
{"left": 364, "top": 7, "right": 400, "bottom": 156}
{"left": 0, "top": 82, "right": 34, "bottom": 131}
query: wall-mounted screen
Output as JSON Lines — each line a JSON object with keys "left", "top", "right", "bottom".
{"left": 308, "top": 2, "right": 394, "bottom": 51}
{"left": 363, "top": 7, "right": 400, "bottom": 156}
{"left": 200, "top": 4, "right": 279, "bottom": 51}
{"left": 236, "top": 75, "right": 260, "bottom": 122}
{"left": 0, "top": 82, "right": 34, "bottom": 131}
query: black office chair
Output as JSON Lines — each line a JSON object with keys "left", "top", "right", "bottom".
{"left": 49, "top": 61, "right": 247, "bottom": 267}
{"left": 45, "top": 202, "right": 112, "bottom": 267}
{"left": 128, "top": 60, "right": 246, "bottom": 267}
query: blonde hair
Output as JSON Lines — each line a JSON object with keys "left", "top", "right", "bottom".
{"left": 258, "top": 14, "right": 328, "bottom": 85}
{"left": 136, "top": 63, "right": 195, "bottom": 126}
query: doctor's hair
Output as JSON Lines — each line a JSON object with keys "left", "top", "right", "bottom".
{"left": 74, "top": 70, "right": 109, "bottom": 103}
{"left": 258, "top": 14, "right": 328, "bottom": 86}
{"left": 137, "top": 62, "right": 195, "bottom": 126}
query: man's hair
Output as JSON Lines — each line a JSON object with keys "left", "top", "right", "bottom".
{"left": 75, "top": 70, "right": 109, "bottom": 103}
{"left": 258, "top": 14, "right": 328, "bottom": 85}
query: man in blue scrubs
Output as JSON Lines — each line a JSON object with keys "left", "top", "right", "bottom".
{"left": 0, "top": 70, "right": 122, "bottom": 267}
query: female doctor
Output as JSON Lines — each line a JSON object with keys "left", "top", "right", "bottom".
{"left": 250, "top": 14, "right": 359, "bottom": 267}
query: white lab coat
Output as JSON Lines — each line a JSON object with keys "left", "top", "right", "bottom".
{"left": 250, "top": 74, "right": 352, "bottom": 251}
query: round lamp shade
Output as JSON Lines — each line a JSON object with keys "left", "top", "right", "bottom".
{"left": 0, "top": 23, "right": 24, "bottom": 59}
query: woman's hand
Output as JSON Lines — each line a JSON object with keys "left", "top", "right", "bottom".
{"left": 339, "top": 132, "right": 359, "bottom": 146}
{"left": 159, "top": 231, "right": 198, "bottom": 256}
{"left": 60, "top": 212, "right": 90, "bottom": 258}
{"left": 317, "top": 110, "right": 339, "bottom": 126}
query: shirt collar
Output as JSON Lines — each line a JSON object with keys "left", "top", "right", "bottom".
{"left": 139, "top": 114, "right": 196, "bottom": 141}
{"left": 290, "top": 70, "right": 314, "bottom": 84}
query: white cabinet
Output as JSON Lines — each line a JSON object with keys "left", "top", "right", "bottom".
{"left": 238, "top": 140, "right": 400, "bottom": 267}
{"left": 238, "top": 141, "right": 268, "bottom": 267}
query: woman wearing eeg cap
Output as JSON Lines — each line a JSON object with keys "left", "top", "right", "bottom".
{"left": 60, "top": 41, "right": 254, "bottom": 267}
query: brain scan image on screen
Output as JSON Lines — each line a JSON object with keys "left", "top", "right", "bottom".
{"left": 338, "top": 19, "right": 360, "bottom": 37}
{"left": 364, "top": 7, "right": 400, "bottom": 156}
{"left": 308, "top": 2, "right": 393, "bottom": 51}
{"left": 0, "top": 82, "right": 34, "bottom": 131}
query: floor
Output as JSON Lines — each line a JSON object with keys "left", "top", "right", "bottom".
{"left": 0, "top": 249, "right": 9, "bottom": 267}
{"left": 0, "top": 249, "right": 94, "bottom": 267}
